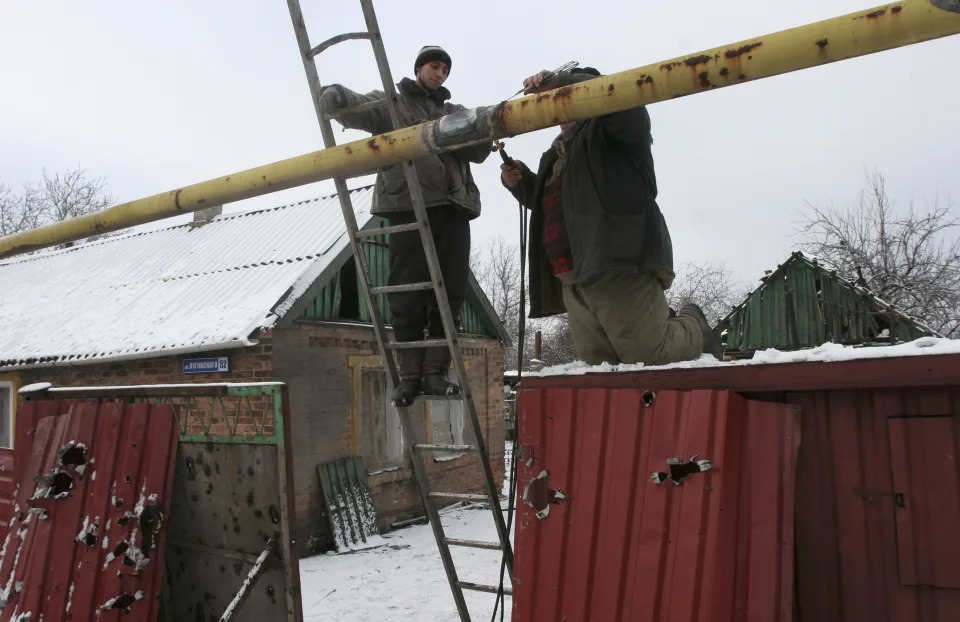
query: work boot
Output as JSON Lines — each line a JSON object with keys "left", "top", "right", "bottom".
{"left": 421, "top": 347, "right": 460, "bottom": 396}
{"left": 678, "top": 303, "right": 725, "bottom": 361}
{"left": 391, "top": 349, "right": 424, "bottom": 407}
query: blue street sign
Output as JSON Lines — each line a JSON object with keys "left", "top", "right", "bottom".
{"left": 182, "top": 356, "right": 229, "bottom": 374}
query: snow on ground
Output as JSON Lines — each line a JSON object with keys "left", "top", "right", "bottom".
{"left": 300, "top": 506, "right": 514, "bottom": 621}
{"left": 300, "top": 443, "right": 517, "bottom": 621}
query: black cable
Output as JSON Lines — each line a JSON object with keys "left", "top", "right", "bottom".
{"left": 491, "top": 152, "right": 527, "bottom": 622}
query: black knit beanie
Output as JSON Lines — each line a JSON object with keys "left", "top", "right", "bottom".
{"left": 414, "top": 45, "right": 452, "bottom": 73}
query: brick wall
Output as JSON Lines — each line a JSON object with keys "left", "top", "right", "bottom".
{"left": 272, "top": 320, "right": 506, "bottom": 556}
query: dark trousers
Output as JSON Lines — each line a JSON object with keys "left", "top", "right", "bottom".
{"left": 386, "top": 206, "right": 471, "bottom": 342}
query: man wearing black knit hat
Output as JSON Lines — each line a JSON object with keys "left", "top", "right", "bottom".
{"left": 319, "top": 46, "right": 489, "bottom": 406}
{"left": 500, "top": 67, "right": 724, "bottom": 366}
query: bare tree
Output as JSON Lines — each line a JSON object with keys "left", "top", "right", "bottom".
{"left": 666, "top": 261, "right": 748, "bottom": 326}
{"left": 471, "top": 237, "right": 532, "bottom": 370}
{"left": 797, "top": 170, "right": 960, "bottom": 337}
{"left": 41, "top": 168, "right": 112, "bottom": 222}
{"left": 0, "top": 180, "right": 44, "bottom": 236}
{"left": 0, "top": 167, "right": 113, "bottom": 237}
{"left": 536, "top": 315, "right": 578, "bottom": 366}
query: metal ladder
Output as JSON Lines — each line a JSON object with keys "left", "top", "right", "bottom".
{"left": 284, "top": 1, "right": 513, "bottom": 619}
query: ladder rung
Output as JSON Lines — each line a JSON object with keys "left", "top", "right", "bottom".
{"left": 429, "top": 492, "right": 488, "bottom": 503}
{"left": 355, "top": 222, "right": 422, "bottom": 238}
{"left": 388, "top": 339, "right": 450, "bottom": 350}
{"left": 458, "top": 581, "right": 513, "bottom": 596}
{"left": 309, "top": 32, "right": 372, "bottom": 58}
{"left": 414, "top": 393, "right": 463, "bottom": 403}
{"left": 324, "top": 97, "right": 389, "bottom": 121}
{"left": 445, "top": 538, "right": 503, "bottom": 551}
{"left": 370, "top": 282, "right": 434, "bottom": 295}
{"left": 414, "top": 443, "right": 477, "bottom": 453}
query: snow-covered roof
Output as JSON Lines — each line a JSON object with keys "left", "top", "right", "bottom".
{"left": 526, "top": 336, "right": 960, "bottom": 377}
{"left": 0, "top": 188, "right": 375, "bottom": 370}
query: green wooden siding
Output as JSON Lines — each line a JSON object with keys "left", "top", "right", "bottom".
{"left": 721, "top": 253, "right": 934, "bottom": 352}
{"left": 301, "top": 232, "right": 498, "bottom": 339}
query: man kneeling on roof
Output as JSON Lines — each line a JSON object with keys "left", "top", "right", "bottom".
{"left": 500, "top": 66, "right": 724, "bottom": 365}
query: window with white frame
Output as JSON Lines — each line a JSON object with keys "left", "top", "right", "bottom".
{"left": 0, "top": 381, "right": 12, "bottom": 449}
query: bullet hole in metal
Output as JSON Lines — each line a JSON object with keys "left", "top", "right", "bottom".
{"left": 651, "top": 455, "right": 713, "bottom": 486}
{"left": 107, "top": 592, "right": 136, "bottom": 611}
{"left": 114, "top": 542, "right": 129, "bottom": 556}
{"left": 522, "top": 470, "right": 567, "bottom": 520}
{"left": 269, "top": 505, "right": 280, "bottom": 524}
{"left": 59, "top": 443, "right": 88, "bottom": 467}
{"left": 642, "top": 391, "right": 656, "bottom": 408}
{"left": 139, "top": 502, "right": 163, "bottom": 552}
{"left": 246, "top": 491, "right": 255, "bottom": 506}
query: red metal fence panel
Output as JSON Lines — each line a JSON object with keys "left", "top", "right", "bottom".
{"left": 0, "top": 399, "right": 59, "bottom": 543}
{"left": 0, "top": 400, "right": 178, "bottom": 621}
{"left": 888, "top": 415, "right": 960, "bottom": 589}
{"left": 792, "top": 388, "right": 960, "bottom": 622}
{"left": 5, "top": 383, "right": 303, "bottom": 622}
{"left": 513, "top": 388, "right": 800, "bottom": 622}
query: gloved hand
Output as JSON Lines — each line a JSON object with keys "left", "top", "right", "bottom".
{"left": 318, "top": 86, "right": 344, "bottom": 112}
{"left": 500, "top": 161, "right": 526, "bottom": 189}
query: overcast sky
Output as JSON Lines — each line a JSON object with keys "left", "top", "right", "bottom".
{"left": 2, "top": 1, "right": 958, "bottom": 288}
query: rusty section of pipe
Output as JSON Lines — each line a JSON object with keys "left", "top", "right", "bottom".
{"left": 2, "top": 0, "right": 959, "bottom": 259}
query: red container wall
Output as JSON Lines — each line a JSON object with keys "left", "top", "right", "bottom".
{"left": 513, "top": 388, "right": 800, "bottom": 622}
{"left": 791, "top": 387, "right": 960, "bottom": 622}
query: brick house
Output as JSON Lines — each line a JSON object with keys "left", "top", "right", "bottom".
{"left": 0, "top": 188, "right": 510, "bottom": 556}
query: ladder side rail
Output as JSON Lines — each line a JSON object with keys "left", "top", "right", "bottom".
{"left": 360, "top": 0, "right": 515, "bottom": 577}
{"left": 285, "top": 0, "right": 400, "bottom": 390}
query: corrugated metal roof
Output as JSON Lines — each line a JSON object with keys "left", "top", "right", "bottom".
{"left": 0, "top": 188, "right": 374, "bottom": 370}
{"left": 0, "top": 400, "right": 179, "bottom": 621}
{"left": 513, "top": 387, "right": 799, "bottom": 622}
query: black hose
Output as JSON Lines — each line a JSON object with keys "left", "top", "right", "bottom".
{"left": 491, "top": 153, "right": 527, "bottom": 622}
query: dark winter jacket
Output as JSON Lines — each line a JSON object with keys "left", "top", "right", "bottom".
{"left": 326, "top": 77, "right": 490, "bottom": 218}
{"left": 508, "top": 104, "right": 674, "bottom": 318}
